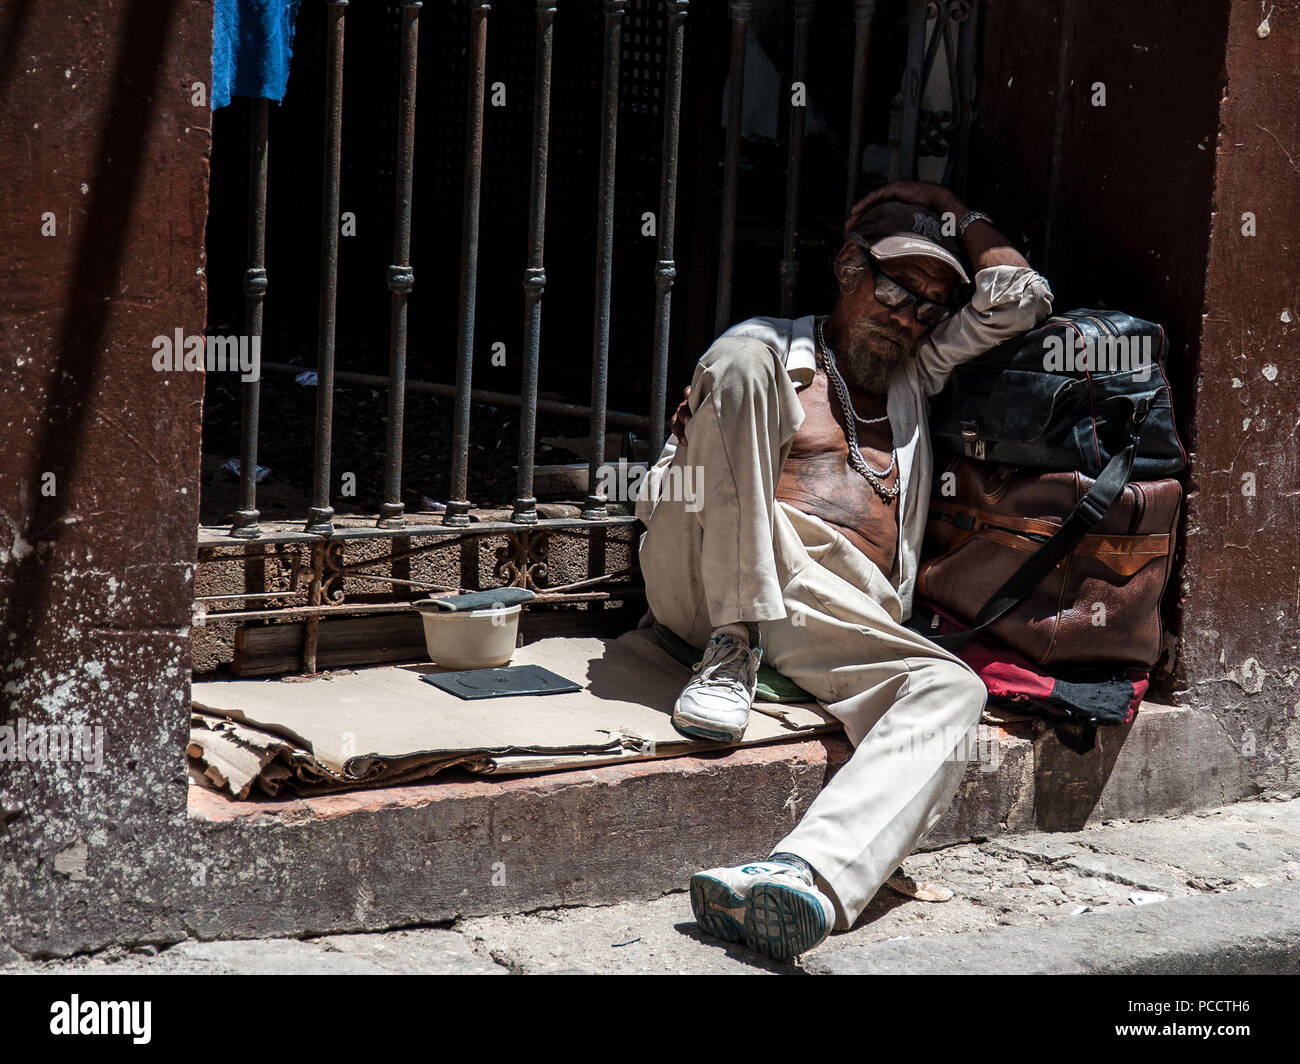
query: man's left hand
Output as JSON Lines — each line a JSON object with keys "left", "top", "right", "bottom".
{"left": 670, "top": 386, "right": 692, "bottom": 445}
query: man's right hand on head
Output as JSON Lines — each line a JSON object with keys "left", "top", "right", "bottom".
{"left": 671, "top": 386, "right": 692, "bottom": 444}
{"left": 846, "top": 180, "right": 963, "bottom": 231}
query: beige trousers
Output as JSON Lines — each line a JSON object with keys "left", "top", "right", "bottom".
{"left": 638, "top": 338, "right": 987, "bottom": 929}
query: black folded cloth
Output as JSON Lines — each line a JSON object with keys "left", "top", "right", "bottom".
{"left": 413, "top": 587, "right": 536, "bottom": 612}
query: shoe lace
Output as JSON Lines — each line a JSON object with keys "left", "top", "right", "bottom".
{"left": 691, "top": 635, "right": 761, "bottom": 691}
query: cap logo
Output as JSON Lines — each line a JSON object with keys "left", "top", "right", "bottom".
{"left": 912, "top": 210, "right": 943, "bottom": 243}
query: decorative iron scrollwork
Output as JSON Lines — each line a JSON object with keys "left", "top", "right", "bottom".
{"left": 320, "top": 539, "right": 348, "bottom": 604}
{"left": 893, "top": 0, "right": 980, "bottom": 185}
{"left": 917, "top": 109, "right": 956, "bottom": 157}
{"left": 947, "top": 0, "right": 972, "bottom": 22}
{"left": 494, "top": 528, "right": 551, "bottom": 590}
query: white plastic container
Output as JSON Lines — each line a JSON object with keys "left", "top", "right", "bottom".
{"left": 414, "top": 602, "right": 521, "bottom": 669}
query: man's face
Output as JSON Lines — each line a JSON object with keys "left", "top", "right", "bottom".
{"left": 831, "top": 245, "right": 958, "bottom": 389}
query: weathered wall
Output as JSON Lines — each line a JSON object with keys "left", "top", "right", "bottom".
{"left": 1177, "top": 0, "right": 1300, "bottom": 787}
{"left": 0, "top": 1, "right": 211, "bottom": 954}
{"left": 970, "top": 0, "right": 1298, "bottom": 790}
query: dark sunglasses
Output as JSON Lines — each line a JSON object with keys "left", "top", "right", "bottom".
{"left": 867, "top": 263, "right": 955, "bottom": 326}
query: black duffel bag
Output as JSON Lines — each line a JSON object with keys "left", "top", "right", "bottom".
{"left": 930, "top": 309, "right": 1186, "bottom": 479}
{"left": 914, "top": 308, "right": 1187, "bottom": 657}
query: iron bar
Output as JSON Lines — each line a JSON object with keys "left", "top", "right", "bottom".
{"left": 341, "top": 565, "right": 639, "bottom": 596}
{"left": 779, "top": 1, "right": 815, "bottom": 317}
{"left": 935, "top": 12, "right": 960, "bottom": 182}
{"left": 844, "top": 0, "right": 876, "bottom": 219}
{"left": 230, "top": 98, "right": 270, "bottom": 538}
{"left": 379, "top": 1, "right": 422, "bottom": 529}
{"left": 302, "top": 540, "right": 327, "bottom": 671}
{"left": 920, "top": 4, "right": 946, "bottom": 89}
{"left": 535, "top": 568, "right": 638, "bottom": 595}
{"left": 205, "top": 589, "right": 642, "bottom": 625}
{"left": 529, "top": 589, "right": 641, "bottom": 604}
{"left": 306, "top": 0, "right": 347, "bottom": 536}
{"left": 208, "top": 602, "right": 418, "bottom": 623}
{"left": 446, "top": 2, "right": 492, "bottom": 528}
{"left": 582, "top": 0, "right": 628, "bottom": 520}
{"left": 260, "top": 362, "right": 653, "bottom": 430}
{"left": 512, "top": 0, "right": 558, "bottom": 525}
{"left": 897, "top": 0, "right": 927, "bottom": 180}
{"left": 947, "top": 1, "right": 978, "bottom": 193}
{"left": 196, "top": 591, "right": 309, "bottom": 603}
{"left": 714, "top": 0, "right": 752, "bottom": 335}
{"left": 648, "top": 0, "right": 689, "bottom": 445}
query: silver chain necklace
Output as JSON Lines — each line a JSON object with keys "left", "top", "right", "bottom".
{"left": 815, "top": 317, "right": 900, "bottom": 500}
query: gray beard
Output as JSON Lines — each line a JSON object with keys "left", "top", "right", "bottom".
{"left": 836, "top": 349, "right": 896, "bottom": 396}
{"left": 835, "top": 317, "right": 916, "bottom": 396}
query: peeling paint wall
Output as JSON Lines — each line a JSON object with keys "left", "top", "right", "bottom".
{"left": 0, "top": 1, "right": 211, "bottom": 954}
{"left": 1178, "top": 0, "right": 1300, "bottom": 789}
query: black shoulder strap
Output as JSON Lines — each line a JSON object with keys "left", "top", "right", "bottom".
{"left": 930, "top": 398, "right": 1151, "bottom": 653}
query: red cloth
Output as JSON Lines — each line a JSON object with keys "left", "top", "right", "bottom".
{"left": 915, "top": 600, "right": 1146, "bottom": 727}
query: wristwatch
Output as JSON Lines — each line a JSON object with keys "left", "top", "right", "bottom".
{"left": 957, "top": 210, "right": 993, "bottom": 236}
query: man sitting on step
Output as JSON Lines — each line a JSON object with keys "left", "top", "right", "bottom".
{"left": 634, "top": 179, "right": 1054, "bottom": 961}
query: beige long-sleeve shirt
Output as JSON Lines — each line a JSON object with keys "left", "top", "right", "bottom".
{"left": 637, "top": 264, "right": 1054, "bottom": 621}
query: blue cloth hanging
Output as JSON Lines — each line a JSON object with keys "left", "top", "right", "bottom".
{"left": 212, "top": 0, "right": 302, "bottom": 111}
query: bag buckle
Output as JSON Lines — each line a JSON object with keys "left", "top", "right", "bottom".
{"left": 960, "top": 420, "right": 986, "bottom": 461}
{"left": 1077, "top": 494, "right": 1108, "bottom": 524}
{"left": 1128, "top": 396, "right": 1152, "bottom": 444}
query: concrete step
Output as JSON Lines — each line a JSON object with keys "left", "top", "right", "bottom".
{"left": 185, "top": 700, "right": 1262, "bottom": 941}
{"left": 20, "top": 798, "right": 1299, "bottom": 974}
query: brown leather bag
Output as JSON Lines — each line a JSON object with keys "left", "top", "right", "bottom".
{"left": 917, "top": 458, "right": 1181, "bottom": 667}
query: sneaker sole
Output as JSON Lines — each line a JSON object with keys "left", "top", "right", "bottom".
{"left": 672, "top": 700, "right": 746, "bottom": 743}
{"left": 689, "top": 873, "right": 747, "bottom": 943}
{"left": 745, "top": 882, "right": 831, "bottom": 960}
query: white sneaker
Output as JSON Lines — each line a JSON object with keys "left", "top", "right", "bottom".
{"left": 689, "top": 860, "right": 801, "bottom": 944}
{"left": 744, "top": 865, "right": 836, "bottom": 960}
{"left": 672, "top": 632, "right": 761, "bottom": 742}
